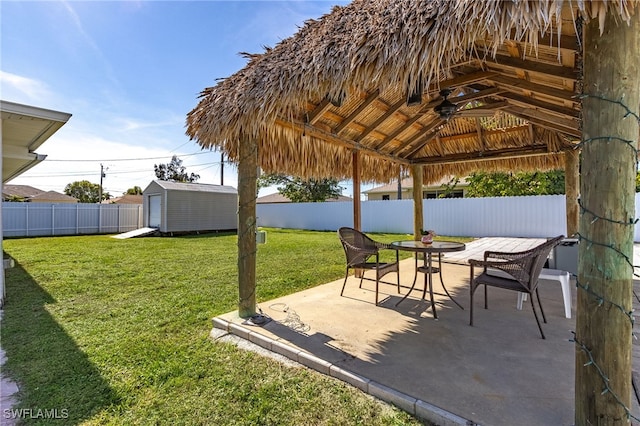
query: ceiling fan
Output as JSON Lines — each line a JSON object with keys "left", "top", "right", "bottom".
{"left": 433, "top": 88, "right": 458, "bottom": 120}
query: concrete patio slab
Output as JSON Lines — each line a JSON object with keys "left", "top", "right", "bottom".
{"left": 214, "top": 238, "right": 640, "bottom": 425}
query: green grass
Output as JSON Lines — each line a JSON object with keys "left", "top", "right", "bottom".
{"left": 2, "top": 229, "right": 469, "bottom": 425}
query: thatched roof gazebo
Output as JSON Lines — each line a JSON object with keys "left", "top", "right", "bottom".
{"left": 187, "top": 1, "right": 639, "bottom": 423}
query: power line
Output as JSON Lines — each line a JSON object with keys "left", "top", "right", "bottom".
{"left": 43, "top": 151, "right": 212, "bottom": 162}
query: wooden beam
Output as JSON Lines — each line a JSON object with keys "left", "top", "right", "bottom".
{"left": 426, "top": 71, "right": 497, "bottom": 93}
{"left": 237, "top": 135, "right": 257, "bottom": 318}
{"left": 496, "top": 92, "right": 580, "bottom": 118}
{"left": 434, "top": 123, "right": 530, "bottom": 144}
{"left": 275, "top": 118, "right": 410, "bottom": 165}
{"left": 334, "top": 90, "right": 380, "bottom": 134}
{"left": 564, "top": 148, "right": 579, "bottom": 237}
{"left": 352, "top": 151, "right": 361, "bottom": 231}
{"left": 488, "top": 74, "right": 578, "bottom": 103}
{"left": 411, "top": 145, "right": 555, "bottom": 165}
{"left": 506, "top": 30, "right": 579, "bottom": 50}
{"left": 393, "top": 118, "right": 445, "bottom": 157}
{"left": 484, "top": 53, "right": 577, "bottom": 81}
{"left": 356, "top": 98, "right": 406, "bottom": 142}
{"left": 455, "top": 100, "right": 510, "bottom": 117}
{"left": 411, "top": 165, "right": 423, "bottom": 240}
{"left": 502, "top": 107, "right": 581, "bottom": 137}
{"left": 307, "top": 98, "right": 332, "bottom": 125}
{"left": 575, "top": 11, "right": 639, "bottom": 425}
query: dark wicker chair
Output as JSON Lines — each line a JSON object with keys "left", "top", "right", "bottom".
{"left": 337, "top": 227, "right": 400, "bottom": 305}
{"left": 469, "top": 235, "right": 564, "bottom": 339}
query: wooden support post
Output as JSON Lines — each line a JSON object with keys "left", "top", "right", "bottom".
{"left": 575, "top": 11, "right": 639, "bottom": 425}
{"left": 237, "top": 136, "right": 258, "bottom": 318}
{"left": 564, "top": 149, "right": 580, "bottom": 237}
{"left": 411, "top": 165, "right": 424, "bottom": 240}
{"left": 352, "top": 150, "right": 361, "bottom": 231}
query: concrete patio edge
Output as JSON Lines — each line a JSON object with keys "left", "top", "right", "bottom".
{"left": 211, "top": 316, "right": 476, "bottom": 426}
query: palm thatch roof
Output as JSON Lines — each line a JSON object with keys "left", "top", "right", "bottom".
{"left": 186, "top": 0, "right": 636, "bottom": 184}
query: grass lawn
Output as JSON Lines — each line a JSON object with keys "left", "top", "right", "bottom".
{"left": 2, "top": 228, "right": 468, "bottom": 425}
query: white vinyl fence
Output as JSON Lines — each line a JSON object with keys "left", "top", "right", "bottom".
{"left": 5, "top": 194, "right": 640, "bottom": 241}
{"left": 2, "top": 203, "right": 143, "bottom": 237}
{"left": 258, "top": 194, "right": 640, "bottom": 241}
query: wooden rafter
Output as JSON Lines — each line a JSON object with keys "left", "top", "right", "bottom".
{"left": 483, "top": 53, "right": 577, "bottom": 81}
{"left": 503, "top": 107, "right": 580, "bottom": 137}
{"left": 411, "top": 145, "right": 555, "bottom": 165}
{"left": 275, "top": 117, "right": 411, "bottom": 164}
{"left": 307, "top": 98, "right": 332, "bottom": 125}
{"left": 356, "top": 98, "right": 406, "bottom": 142}
{"left": 333, "top": 90, "right": 380, "bottom": 134}
{"left": 488, "top": 75, "right": 578, "bottom": 103}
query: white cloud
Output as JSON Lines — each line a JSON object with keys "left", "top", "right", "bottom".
{"left": 0, "top": 71, "right": 53, "bottom": 103}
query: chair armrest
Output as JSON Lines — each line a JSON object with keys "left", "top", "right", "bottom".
{"left": 469, "top": 258, "right": 511, "bottom": 268}
{"left": 341, "top": 240, "right": 379, "bottom": 256}
{"left": 483, "top": 250, "right": 532, "bottom": 263}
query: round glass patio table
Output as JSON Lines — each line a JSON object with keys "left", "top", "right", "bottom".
{"left": 391, "top": 240, "right": 466, "bottom": 319}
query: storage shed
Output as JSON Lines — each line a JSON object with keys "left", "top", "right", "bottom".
{"left": 142, "top": 180, "right": 237, "bottom": 234}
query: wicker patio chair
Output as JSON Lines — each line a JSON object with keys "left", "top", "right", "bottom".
{"left": 337, "top": 227, "right": 400, "bottom": 305}
{"left": 469, "top": 235, "right": 564, "bottom": 339}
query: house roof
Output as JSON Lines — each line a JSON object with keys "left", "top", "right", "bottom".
{"left": 364, "top": 176, "right": 468, "bottom": 194}
{"left": 2, "top": 100, "right": 71, "bottom": 183}
{"left": 186, "top": 1, "right": 634, "bottom": 185}
{"left": 3, "top": 184, "right": 44, "bottom": 199}
{"left": 103, "top": 194, "right": 143, "bottom": 204}
{"left": 256, "top": 192, "right": 352, "bottom": 203}
{"left": 146, "top": 180, "right": 238, "bottom": 194}
{"left": 30, "top": 191, "right": 78, "bottom": 202}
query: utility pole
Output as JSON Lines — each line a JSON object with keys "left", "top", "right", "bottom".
{"left": 99, "top": 163, "right": 106, "bottom": 203}
{"left": 220, "top": 153, "right": 224, "bottom": 186}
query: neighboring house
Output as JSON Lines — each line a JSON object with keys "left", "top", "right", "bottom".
{"left": 256, "top": 192, "right": 352, "bottom": 203}
{"left": 2, "top": 184, "right": 77, "bottom": 203}
{"left": 103, "top": 194, "right": 143, "bottom": 205}
{"left": 142, "top": 180, "right": 238, "bottom": 234}
{"left": 364, "top": 176, "right": 468, "bottom": 201}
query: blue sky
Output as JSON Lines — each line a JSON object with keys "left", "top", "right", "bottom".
{"left": 1, "top": 0, "right": 361, "bottom": 197}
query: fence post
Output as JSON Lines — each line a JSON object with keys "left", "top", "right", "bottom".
{"left": 51, "top": 204, "right": 55, "bottom": 236}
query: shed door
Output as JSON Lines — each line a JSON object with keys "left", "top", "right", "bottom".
{"left": 148, "top": 195, "right": 161, "bottom": 228}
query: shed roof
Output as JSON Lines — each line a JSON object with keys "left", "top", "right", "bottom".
{"left": 148, "top": 180, "right": 238, "bottom": 194}
{"left": 186, "top": 0, "right": 636, "bottom": 184}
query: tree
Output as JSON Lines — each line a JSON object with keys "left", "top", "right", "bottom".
{"left": 64, "top": 180, "right": 110, "bottom": 203}
{"left": 154, "top": 155, "right": 199, "bottom": 182}
{"left": 465, "top": 170, "right": 565, "bottom": 197}
{"left": 257, "top": 173, "right": 343, "bottom": 202}
{"left": 125, "top": 186, "right": 143, "bottom": 195}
